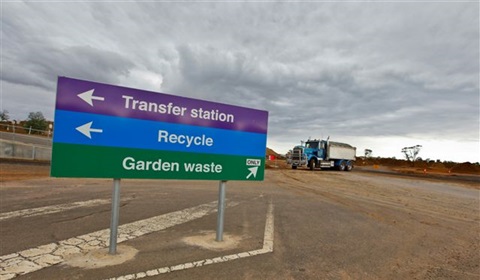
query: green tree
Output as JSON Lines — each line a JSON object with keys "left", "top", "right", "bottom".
{"left": 0, "top": 110, "right": 10, "bottom": 130}
{"left": 401, "top": 145, "right": 422, "bottom": 166}
{"left": 0, "top": 110, "right": 9, "bottom": 121}
{"left": 24, "top": 111, "right": 48, "bottom": 133}
{"left": 364, "top": 149, "right": 372, "bottom": 158}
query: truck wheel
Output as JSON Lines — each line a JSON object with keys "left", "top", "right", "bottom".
{"left": 346, "top": 162, "right": 353, "bottom": 171}
{"left": 338, "top": 162, "right": 346, "bottom": 171}
{"left": 309, "top": 159, "right": 316, "bottom": 170}
{"left": 292, "top": 165, "right": 297, "bottom": 169}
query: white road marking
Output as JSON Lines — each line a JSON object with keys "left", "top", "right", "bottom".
{"left": 0, "top": 200, "right": 238, "bottom": 279}
{"left": 0, "top": 199, "right": 112, "bottom": 221}
{"left": 105, "top": 201, "right": 274, "bottom": 280}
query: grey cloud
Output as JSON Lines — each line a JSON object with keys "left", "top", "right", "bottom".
{"left": 1, "top": 1, "right": 478, "bottom": 161}
{"left": 3, "top": 44, "right": 135, "bottom": 91}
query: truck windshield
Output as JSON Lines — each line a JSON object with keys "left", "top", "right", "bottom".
{"left": 305, "top": 142, "right": 318, "bottom": 149}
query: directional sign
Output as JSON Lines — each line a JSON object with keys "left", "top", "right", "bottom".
{"left": 51, "top": 77, "right": 269, "bottom": 180}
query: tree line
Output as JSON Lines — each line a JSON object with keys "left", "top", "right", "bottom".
{"left": 0, "top": 110, "right": 51, "bottom": 134}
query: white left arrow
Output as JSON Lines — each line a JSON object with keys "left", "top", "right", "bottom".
{"left": 246, "top": 166, "right": 259, "bottom": 179}
{"left": 77, "top": 89, "right": 104, "bottom": 106}
{"left": 76, "top": 121, "right": 103, "bottom": 139}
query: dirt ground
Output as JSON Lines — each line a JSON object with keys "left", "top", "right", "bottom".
{"left": 1, "top": 159, "right": 479, "bottom": 185}
{"left": 266, "top": 159, "right": 479, "bottom": 185}
{"left": 0, "top": 161, "right": 51, "bottom": 182}
{"left": 270, "top": 168, "right": 480, "bottom": 279}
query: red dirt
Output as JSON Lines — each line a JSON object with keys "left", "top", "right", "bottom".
{"left": 0, "top": 162, "right": 50, "bottom": 182}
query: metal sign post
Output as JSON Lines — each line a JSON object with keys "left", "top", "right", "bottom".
{"left": 216, "top": 181, "right": 227, "bottom": 242}
{"left": 109, "top": 178, "right": 121, "bottom": 254}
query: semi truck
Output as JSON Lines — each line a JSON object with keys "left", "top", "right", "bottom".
{"left": 289, "top": 138, "right": 356, "bottom": 171}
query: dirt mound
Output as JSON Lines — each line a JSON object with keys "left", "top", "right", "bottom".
{"left": 356, "top": 157, "right": 479, "bottom": 176}
{"left": 265, "top": 147, "right": 288, "bottom": 169}
{"left": 266, "top": 147, "right": 281, "bottom": 158}
{"left": 429, "top": 162, "right": 447, "bottom": 170}
{"left": 450, "top": 163, "right": 480, "bottom": 174}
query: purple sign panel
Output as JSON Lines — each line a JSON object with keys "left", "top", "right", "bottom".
{"left": 56, "top": 77, "right": 268, "bottom": 134}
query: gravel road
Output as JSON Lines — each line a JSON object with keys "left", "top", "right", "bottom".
{"left": 269, "top": 169, "right": 479, "bottom": 279}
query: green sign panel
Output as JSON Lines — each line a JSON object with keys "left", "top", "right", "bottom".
{"left": 52, "top": 143, "right": 265, "bottom": 180}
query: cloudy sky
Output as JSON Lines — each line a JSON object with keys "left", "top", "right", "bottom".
{"left": 2, "top": 1, "right": 479, "bottom": 163}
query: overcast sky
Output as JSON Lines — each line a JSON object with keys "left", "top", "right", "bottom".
{"left": 1, "top": 1, "right": 479, "bottom": 163}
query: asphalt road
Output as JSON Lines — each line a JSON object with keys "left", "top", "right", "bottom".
{"left": 0, "top": 168, "right": 479, "bottom": 279}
